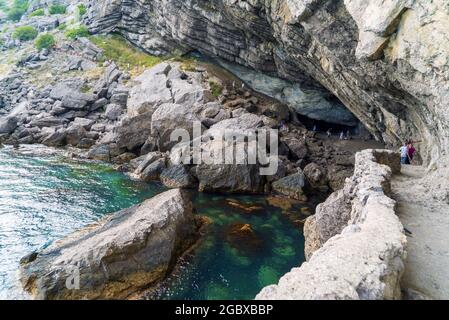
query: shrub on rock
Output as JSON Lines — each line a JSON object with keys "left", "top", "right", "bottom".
{"left": 29, "top": 8, "right": 45, "bottom": 17}
{"left": 48, "top": 4, "right": 66, "bottom": 15}
{"left": 35, "top": 33, "right": 55, "bottom": 51}
{"left": 65, "top": 25, "right": 89, "bottom": 39}
{"left": 77, "top": 4, "right": 87, "bottom": 18}
{"left": 12, "top": 26, "right": 38, "bottom": 41}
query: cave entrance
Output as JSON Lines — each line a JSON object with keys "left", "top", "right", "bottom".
{"left": 296, "top": 113, "right": 362, "bottom": 137}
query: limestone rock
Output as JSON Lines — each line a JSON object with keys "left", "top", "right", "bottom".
{"left": 151, "top": 103, "right": 205, "bottom": 152}
{"left": 272, "top": 171, "right": 308, "bottom": 201}
{"left": 303, "top": 163, "right": 328, "bottom": 189}
{"left": 160, "top": 165, "right": 196, "bottom": 189}
{"left": 0, "top": 116, "right": 18, "bottom": 134}
{"left": 20, "top": 189, "right": 199, "bottom": 300}
{"left": 115, "top": 112, "right": 153, "bottom": 151}
{"left": 127, "top": 63, "right": 173, "bottom": 117}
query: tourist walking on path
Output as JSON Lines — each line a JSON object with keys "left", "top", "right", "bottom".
{"left": 326, "top": 128, "right": 332, "bottom": 139}
{"left": 340, "top": 131, "right": 345, "bottom": 140}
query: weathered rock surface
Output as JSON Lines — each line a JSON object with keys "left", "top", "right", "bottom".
{"left": 160, "top": 165, "right": 196, "bottom": 189}
{"left": 151, "top": 103, "right": 204, "bottom": 152}
{"left": 0, "top": 116, "right": 18, "bottom": 134}
{"left": 256, "top": 149, "right": 407, "bottom": 300}
{"left": 20, "top": 189, "right": 199, "bottom": 300}
{"left": 272, "top": 171, "right": 308, "bottom": 201}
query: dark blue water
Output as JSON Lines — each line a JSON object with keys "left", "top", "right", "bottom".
{"left": 0, "top": 145, "right": 306, "bottom": 300}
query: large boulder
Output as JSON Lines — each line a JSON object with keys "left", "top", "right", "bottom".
{"left": 282, "top": 136, "right": 308, "bottom": 160}
{"left": 303, "top": 162, "right": 328, "bottom": 190}
{"left": 272, "top": 171, "right": 308, "bottom": 201}
{"left": 20, "top": 189, "right": 199, "bottom": 300}
{"left": 151, "top": 103, "right": 205, "bottom": 152}
{"left": 193, "top": 131, "right": 266, "bottom": 193}
{"left": 208, "top": 113, "right": 264, "bottom": 132}
{"left": 114, "top": 111, "right": 153, "bottom": 151}
{"left": 196, "top": 163, "right": 264, "bottom": 193}
{"left": 127, "top": 63, "right": 173, "bottom": 117}
{"left": 65, "top": 125, "right": 88, "bottom": 146}
{"left": 50, "top": 81, "right": 96, "bottom": 111}
{"left": 160, "top": 165, "right": 196, "bottom": 189}
{"left": 0, "top": 116, "right": 18, "bottom": 134}
{"left": 42, "top": 130, "right": 67, "bottom": 147}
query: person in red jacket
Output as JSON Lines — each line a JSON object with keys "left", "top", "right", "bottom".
{"left": 407, "top": 142, "right": 416, "bottom": 164}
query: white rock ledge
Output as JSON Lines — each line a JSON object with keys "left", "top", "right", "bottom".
{"left": 256, "top": 149, "right": 407, "bottom": 300}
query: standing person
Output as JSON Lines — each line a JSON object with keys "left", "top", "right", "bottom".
{"left": 340, "top": 131, "right": 345, "bottom": 140}
{"left": 326, "top": 128, "right": 332, "bottom": 139}
{"left": 407, "top": 142, "right": 417, "bottom": 164}
{"left": 346, "top": 130, "right": 351, "bottom": 140}
{"left": 399, "top": 143, "right": 409, "bottom": 165}
{"left": 312, "top": 125, "right": 317, "bottom": 132}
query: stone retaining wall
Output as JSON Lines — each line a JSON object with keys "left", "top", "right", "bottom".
{"left": 256, "top": 149, "right": 407, "bottom": 300}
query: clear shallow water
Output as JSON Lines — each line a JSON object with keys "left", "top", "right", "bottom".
{"left": 0, "top": 145, "right": 306, "bottom": 300}
{"left": 149, "top": 194, "right": 306, "bottom": 300}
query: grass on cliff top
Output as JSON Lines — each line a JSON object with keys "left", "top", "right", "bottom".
{"left": 89, "top": 34, "right": 162, "bottom": 75}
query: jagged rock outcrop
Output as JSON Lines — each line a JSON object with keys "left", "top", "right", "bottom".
{"left": 86, "top": 0, "right": 449, "bottom": 165}
{"left": 256, "top": 149, "right": 407, "bottom": 300}
{"left": 20, "top": 189, "right": 199, "bottom": 300}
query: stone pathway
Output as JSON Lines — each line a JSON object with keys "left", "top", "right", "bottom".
{"left": 391, "top": 165, "right": 449, "bottom": 300}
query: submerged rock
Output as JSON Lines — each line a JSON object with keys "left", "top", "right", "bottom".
{"left": 225, "top": 223, "right": 264, "bottom": 254}
{"left": 20, "top": 189, "right": 199, "bottom": 300}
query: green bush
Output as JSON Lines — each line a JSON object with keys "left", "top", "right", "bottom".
{"left": 29, "top": 8, "right": 45, "bottom": 17}
{"left": 12, "top": 25, "right": 38, "bottom": 41}
{"left": 57, "top": 22, "right": 67, "bottom": 31}
{"left": 35, "top": 33, "right": 55, "bottom": 51}
{"left": 48, "top": 4, "right": 66, "bottom": 15}
{"left": 77, "top": 4, "right": 86, "bottom": 17}
{"left": 65, "top": 25, "right": 89, "bottom": 39}
{"left": 209, "top": 81, "right": 223, "bottom": 97}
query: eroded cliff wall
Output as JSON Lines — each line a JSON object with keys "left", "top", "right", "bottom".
{"left": 85, "top": 0, "right": 449, "bottom": 165}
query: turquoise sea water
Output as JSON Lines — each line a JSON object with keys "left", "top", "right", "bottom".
{"left": 0, "top": 145, "right": 306, "bottom": 300}
{"left": 149, "top": 193, "right": 306, "bottom": 300}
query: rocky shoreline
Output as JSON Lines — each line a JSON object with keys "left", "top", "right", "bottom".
{"left": 0, "top": 22, "right": 361, "bottom": 297}
{"left": 20, "top": 188, "right": 203, "bottom": 300}
{"left": 1, "top": 0, "right": 447, "bottom": 300}
{"left": 257, "top": 149, "right": 407, "bottom": 300}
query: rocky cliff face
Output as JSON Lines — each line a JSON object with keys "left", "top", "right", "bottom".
{"left": 85, "top": 0, "right": 449, "bottom": 165}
